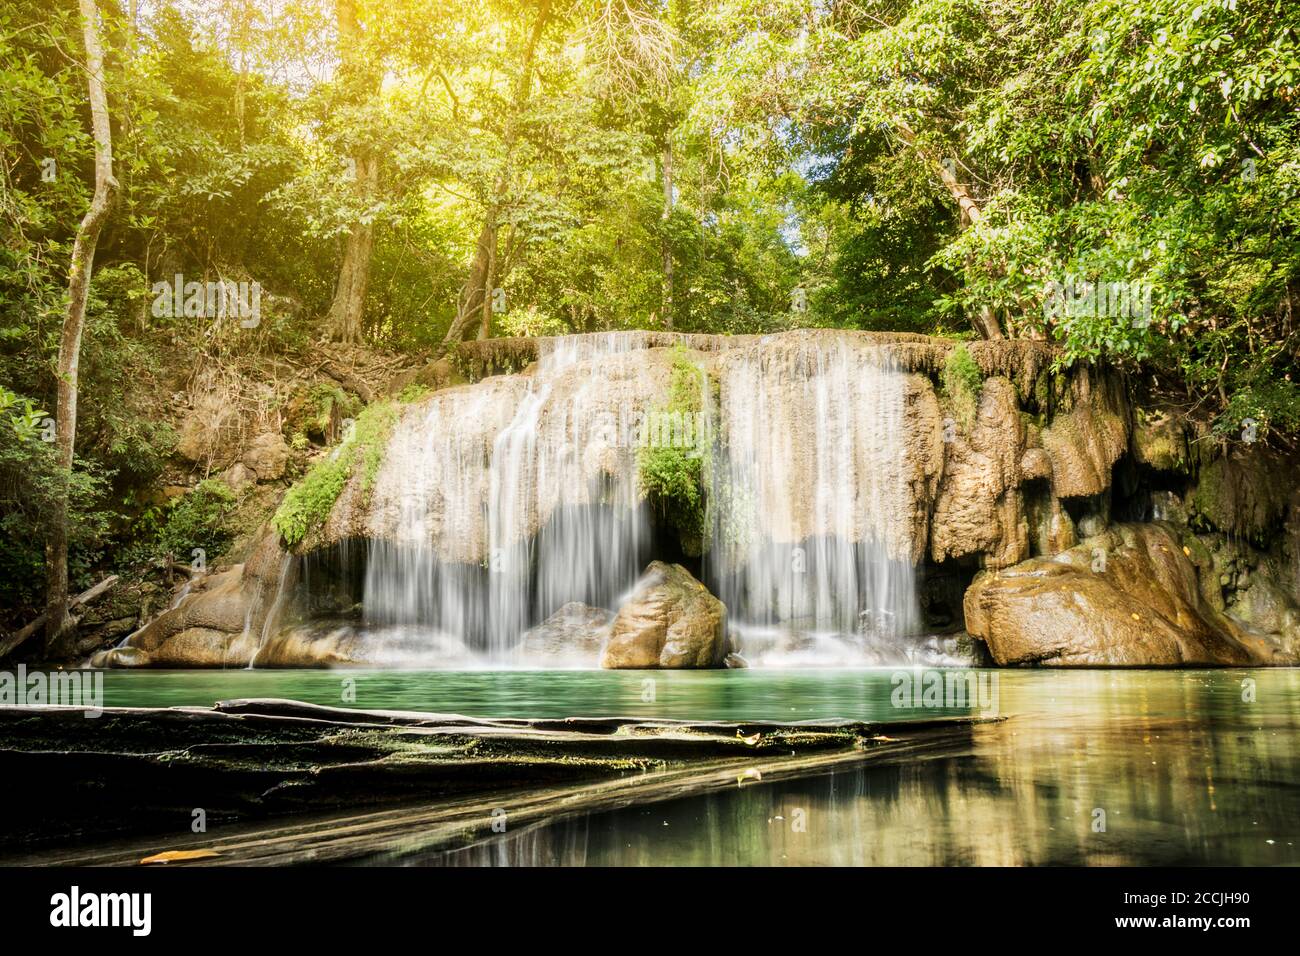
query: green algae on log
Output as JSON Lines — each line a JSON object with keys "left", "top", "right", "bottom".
{"left": 0, "top": 699, "right": 995, "bottom": 863}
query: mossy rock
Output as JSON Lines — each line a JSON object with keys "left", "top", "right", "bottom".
{"left": 282, "top": 384, "right": 361, "bottom": 446}
{"left": 941, "top": 344, "right": 983, "bottom": 429}
{"left": 1189, "top": 452, "right": 1290, "bottom": 541}
{"left": 1132, "top": 408, "right": 1188, "bottom": 473}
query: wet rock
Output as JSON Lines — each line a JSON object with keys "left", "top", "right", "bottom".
{"left": 1230, "top": 574, "right": 1300, "bottom": 659}
{"left": 1189, "top": 449, "right": 1291, "bottom": 539}
{"left": 1076, "top": 511, "right": 1107, "bottom": 538}
{"left": 601, "top": 562, "right": 727, "bottom": 668}
{"left": 1026, "top": 490, "right": 1077, "bottom": 556}
{"left": 90, "top": 646, "right": 152, "bottom": 668}
{"left": 1019, "top": 447, "right": 1052, "bottom": 480}
{"left": 101, "top": 526, "right": 291, "bottom": 668}
{"left": 519, "top": 602, "right": 614, "bottom": 665}
{"left": 1132, "top": 409, "right": 1187, "bottom": 472}
{"left": 1040, "top": 367, "right": 1128, "bottom": 498}
{"left": 963, "top": 523, "right": 1292, "bottom": 666}
{"left": 931, "top": 377, "right": 1029, "bottom": 569}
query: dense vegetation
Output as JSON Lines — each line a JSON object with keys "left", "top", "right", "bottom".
{"left": 2, "top": 0, "right": 1298, "bottom": 630}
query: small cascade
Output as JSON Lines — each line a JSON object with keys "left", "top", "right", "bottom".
{"left": 362, "top": 334, "right": 657, "bottom": 656}
{"left": 247, "top": 554, "right": 296, "bottom": 669}
{"left": 706, "top": 335, "right": 923, "bottom": 659}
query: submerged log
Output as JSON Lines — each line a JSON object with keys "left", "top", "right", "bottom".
{"left": 0, "top": 699, "right": 998, "bottom": 862}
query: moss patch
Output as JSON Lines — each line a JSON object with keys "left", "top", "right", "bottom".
{"left": 942, "top": 344, "right": 984, "bottom": 429}
{"left": 272, "top": 400, "right": 400, "bottom": 549}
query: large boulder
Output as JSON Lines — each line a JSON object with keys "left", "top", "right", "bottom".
{"left": 93, "top": 526, "right": 290, "bottom": 668}
{"left": 1230, "top": 574, "right": 1300, "bottom": 660}
{"left": 601, "top": 562, "right": 727, "bottom": 668}
{"left": 963, "top": 523, "right": 1293, "bottom": 666}
{"left": 518, "top": 602, "right": 614, "bottom": 665}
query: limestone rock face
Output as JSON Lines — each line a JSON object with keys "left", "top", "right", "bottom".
{"left": 243, "top": 432, "right": 291, "bottom": 482}
{"left": 963, "top": 523, "right": 1292, "bottom": 666}
{"left": 601, "top": 562, "right": 727, "bottom": 668}
{"left": 1040, "top": 368, "right": 1129, "bottom": 498}
{"left": 1132, "top": 410, "right": 1187, "bottom": 472}
{"left": 931, "top": 377, "right": 1030, "bottom": 569}
{"left": 519, "top": 602, "right": 614, "bottom": 665}
{"left": 1189, "top": 451, "right": 1291, "bottom": 539}
{"left": 94, "top": 526, "right": 291, "bottom": 668}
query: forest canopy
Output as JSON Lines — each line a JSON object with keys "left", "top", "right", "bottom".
{"left": 2, "top": 0, "right": 1299, "bottom": 624}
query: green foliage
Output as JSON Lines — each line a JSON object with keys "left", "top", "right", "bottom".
{"left": 272, "top": 452, "right": 351, "bottom": 551}
{"left": 272, "top": 400, "right": 399, "bottom": 548}
{"left": 155, "top": 480, "right": 237, "bottom": 560}
{"left": 0, "top": 399, "right": 110, "bottom": 614}
{"left": 395, "top": 383, "right": 433, "bottom": 403}
{"left": 638, "top": 352, "right": 712, "bottom": 553}
{"left": 942, "top": 344, "right": 984, "bottom": 428}
{"left": 694, "top": 0, "right": 1300, "bottom": 438}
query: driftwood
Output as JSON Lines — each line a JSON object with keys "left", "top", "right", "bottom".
{"left": 0, "top": 574, "right": 119, "bottom": 660}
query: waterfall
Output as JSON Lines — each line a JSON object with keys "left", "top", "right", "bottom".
{"left": 355, "top": 331, "right": 925, "bottom": 664}
{"left": 705, "top": 335, "right": 922, "bottom": 661}
{"left": 362, "top": 334, "right": 655, "bottom": 657}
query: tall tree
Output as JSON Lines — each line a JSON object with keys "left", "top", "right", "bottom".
{"left": 442, "top": 0, "right": 555, "bottom": 346}
{"left": 322, "top": 0, "right": 380, "bottom": 344}
{"left": 45, "top": 0, "right": 119, "bottom": 655}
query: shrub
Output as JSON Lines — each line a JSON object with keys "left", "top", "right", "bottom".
{"left": 638, "top": 352, "right": 713, "bottom": 554}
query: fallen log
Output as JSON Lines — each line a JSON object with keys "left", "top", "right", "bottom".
{"left": 0, "top": 701, "right": 998, "bottom": 860}
{"left": 0, "top": 574, "right": 120, "bottom": 661}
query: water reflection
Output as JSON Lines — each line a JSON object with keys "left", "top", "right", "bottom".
{"left": 98, "top": 666, "right": 1300, "bottom": 866}
{"left": 376, "top": 670, "right": 1300, "bottom": 866}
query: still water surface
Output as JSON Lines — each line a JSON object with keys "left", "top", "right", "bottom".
{"left": 102, "top": 667, "right": 1300, "bottom": 865}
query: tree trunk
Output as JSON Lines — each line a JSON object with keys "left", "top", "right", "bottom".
{"left": 661, "top": 139, "right": 674, "bottom": 331}
{"left": 442, "top": 219, "right": 495, "bottom": 344}
{"left": 45, "top": 0, "right": 119, "bottom": 658}
{"left": 442, "top": 0, "right": 553, "bottom": 347}
{"left": 478, "top": 216, "right": 498, "bottom": 340}
{"left": 323, "top": 0, "right": 377, "bottom": 345}
{"left": 8, "top": 575, "right": 118, "bottom": 661}
{"left": 324, "top": 154, "right": 377, "bottom": 344}
{"left": 895, "top": 121, "right": 1003, "bottom": 340}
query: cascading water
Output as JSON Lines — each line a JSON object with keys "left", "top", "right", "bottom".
{"left": 348, "top": 331, "right": 938, "bottom": 666}
{"left": 362, "top": 334, "right": 658, "bottom": 658}
{"left": 705, "top": 335, "right": 923, "bottom": 664}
